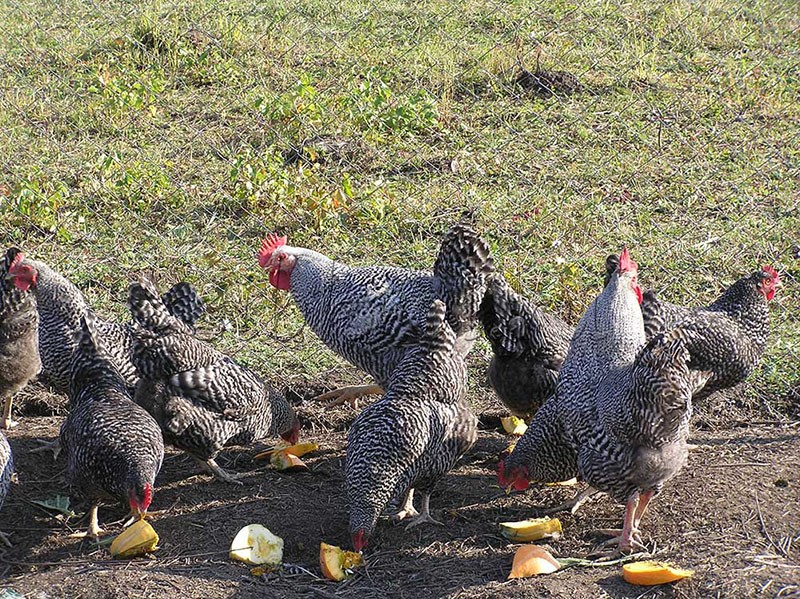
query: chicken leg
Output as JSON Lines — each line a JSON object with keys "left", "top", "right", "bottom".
{"left": 199, "top": 457, "right": 249, "bottom": 485}
{"left": 312, "top": 384, "right": 384, "bottom": 409}
{"left": 592, "top": 490, "right": 652, "bottom": 556}
{"left": 69, "top": 502, "right": 104, "bottom": 539}
{"left": 404, "top": 492, "right": 444, "bottom": 530}
{"left": 391, "top": 488, "right": 419, "bottom": 523}
{"left": 2, "top": 395, "right": 17, "bottom": 429}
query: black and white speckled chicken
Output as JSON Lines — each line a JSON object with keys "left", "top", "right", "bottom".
{"left": 479, "top": 274, "right": 573, "bottom": 421}
{"left": 60, "top": 312, "right": 164, "bottom": 538}
{"left": 640, "top": 265, "right": 779, "bottom": 403}
{"left": 23, "top": 257, "right": 204, "bottom": 395}
{"left": 346, "top": 299, "right": 477, "bottom": 553}
{"left": 128, "top": 279, "right": 299, "bottom": 484}
{"left": 0, "top": 431, "right": 14, "bottom": 546}
{"left": 499, "top": 249, "right": 708, "bottom": 552}
{"left": 1, "top": 248, "right": 40, "bottom": 429}
{"left": 257, "top": 224, "right": 494, "bottom": 408}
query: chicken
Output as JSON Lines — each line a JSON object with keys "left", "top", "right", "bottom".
{"left": 60, "top": 312, "right": 164, "bottom": 538}
{"left": 479, "top": 274, "right": 573, "bottom": 421}
{"left": 128, "top": 279, "right": 299, "bottom": 484}
{"left": 499, "top": 249, "right": 707, "bottom": 553}
{"left": 1, "top": 248, "right": 41, "bottom": 429}
{"left": 1, "top": 431, "right": 13, "bottom": 546}
{"left": 24, "top": 257, "right": 204, "bottom": 395}
{"left": 346, "top": 299, "right": 477, "bottom": 553}
{"left": 257, "top": 224, "right": 494, "bottom": 407}
{"left": 640, "top": 265, "right": 779, "bottom": 402}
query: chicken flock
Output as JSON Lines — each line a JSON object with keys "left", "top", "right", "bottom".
{"left": 0, "top": 229, "right": 782, "bottom": 562}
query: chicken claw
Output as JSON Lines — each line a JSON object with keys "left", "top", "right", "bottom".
{"left": 312, "top": 384, "right": 384, "bottom": 409}
{"left": 391, "top": 489, "right": 419, "bottom": 523}
{"left": 202, "top": 458, "right": 248, "bottom": 485}
{"left": 403, "top": 492, "right": 443, "bottom": 529}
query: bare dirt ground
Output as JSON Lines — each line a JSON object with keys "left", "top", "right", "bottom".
{"left": 1, "top": 373, "right": 799, "bottom": 599}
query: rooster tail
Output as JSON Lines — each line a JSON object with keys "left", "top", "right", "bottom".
{"left": 433, "top": 224, "right": 495, "bottom": 337}
{"left": 162, "top": 282, "right": 205, "bottom": 330}
{"left": 70, "top": 311, "right": 128, "bottom": 397}
{"left": 420, "top": 299, "right": 456, "bottom": 354}
{"left": 128, "top": 278, "right": 187, "bottom": 334}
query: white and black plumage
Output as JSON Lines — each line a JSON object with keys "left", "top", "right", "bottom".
{"left": 640, "top": 266, "right": 778, "bottom": 403}
{"left": 128, "top": 279, "right": 299, "bottom": 484}
{"left": 60, "top": 312, "right": 164, "bottom": 538}
{"left": 24, "top": 257, "right": 205, "bottom": 395}
{"left": 346, "top": 299, "right": 477, "bottom": 553}
{"left": 0, "top": 431, "right": 13, "bottom": 546}
{"left": 1, "top": 248, "right": 40, "bottom": 429}
{"left": 499, "top": 249, "right": 707, "bottom": 552}
{"left": 257, "top": 224, "right": 494, "bottom": 407}
{"left": 479, "top": 274, "right": 573, "bottom": 421}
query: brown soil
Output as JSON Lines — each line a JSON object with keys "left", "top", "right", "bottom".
{"left": 1, "top": 376, "right": 799, "bottom": 599}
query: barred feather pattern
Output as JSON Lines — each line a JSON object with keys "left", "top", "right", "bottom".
{"left": 285, "top": 224, "right": 494, "bottom": 387}
{"left": 60, "top": 313, "right": 164, "bottom": 507}
{"left": 0, "top": 248, "right": 41, "bottom": 405}
{"left": 0, "top": 431, "right": 12, "bottom": 515}
{"left": 479, "top": 275, "right": 573, "bottom": 420}
{"left": 640, "top": 269, "right": 772, "bottom": 402}
{"left": 129, "top": 280, "right": 295, "bottom": 461}
{"left": 346, "top": 300, "right": 477, "bottom": 540}
{"left": 24, "top": 258, "right": 204, "bottom": 394}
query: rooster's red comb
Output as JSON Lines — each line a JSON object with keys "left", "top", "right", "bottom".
{"left": 762, "top": 265, "right": 780, "bottom": 283}
{"left": 618, "top": 247, "right": 638, "bottom": 274}
{"left": 258, "top": 233, "right": 288, "bottom": 268}
{"left": 8, "top": 249, "right": 24, "bottom": 271}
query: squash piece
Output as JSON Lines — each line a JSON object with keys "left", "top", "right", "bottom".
{"left": 622, "top": 561, "right": 694, "bottom": 585}
{"left": 320, "top": 542, "right": 364, "bottom": 581}
{"left": 500, "top": 517, "right": 562, "bottom": 542}
{"left": 110, "top": 519, "right": 159, "bottom": 559}
{"left": 229, "top": 524, "right": 284, "bottom": 566}
{"left": 508, "top": 545, "right": 561, "bottom": 578}
{"left": 270, "top": 451, "right": 309, "bottom": 471}
{"left": 254, "top": 442, "right": 319, "bottom": 461}
{"left": 501, "top": 416, "right": 528, "bottom": 436}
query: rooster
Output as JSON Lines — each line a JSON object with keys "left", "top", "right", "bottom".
{"left": 479, "top": 274, "right": 573, "bottom": 421}
{"left": 128, "top": 279, "right": 299, "bottom": 484}
{"left": 23, "top": 257, "right": 204, "bottom": 395}
{"left": 640, "top": 265, "right": 779, "bottom": 403}
{"left": 499, "top": 249, "right": 707, "bottom": 553}
{"left": 0, "top": 431, "right": 13, "bottom": 546}
{"left": 257, "top": 224, "right": 494, "bottom": 408}
{"left": 60, "top": 312, "right": 164, "bottom": 538}
{"left": 346, "top": 300, "right": 477, "bottom": 553}
{"left": 1, "top": 248, "right": 40, "bottom": 429}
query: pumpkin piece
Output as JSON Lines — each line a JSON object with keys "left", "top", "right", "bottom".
{"left": 229, "top": 524, "right": 284, "bottom": 566}
{"left": 320, "top": 542, "right": 364, "bottom": 581}
{"left": 254, "top": 442, "right": 319, "bottom": 461}
{"left": 500, "top": 517, "right": 562, "bottom": 542}
{"left": 622, "top": 561, "right": 694, "bottom": 585}
{"left": 110, "top": 519, "right": 159, "bottom": 559}
{"left": 508, "top": 545, "right": 561, "bottom": 579}
{"left": 501, "top": 416, "right": 528, "bottom": 436}
{"left": 270, "top": 451, "right": 309, "bottom": 471}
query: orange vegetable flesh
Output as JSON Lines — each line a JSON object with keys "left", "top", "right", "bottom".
{"left": 320, "top": 542, "right": 363, "bottom": 581}
{"left": 622, "top": 561, "right": 694, "bottom": 585}
{"left": 508, "top": 545, "right": 561, "bottom": 579}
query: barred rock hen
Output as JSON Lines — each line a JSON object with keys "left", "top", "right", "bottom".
{"left": 1, "top": 248, "right": 40, "bottom": 429}
{"left": 1, "top": 431, "right": 13, "bottom": 546}
{"left": 346, "top": 300, "right": 477, "bottom": 553}
{"left": 479, "top": 275, "right": 573, "bottom": 421}
{"left": 640, "top": 265, "right": 779, "bottom": 403}
{"left": 128, "top": 279, "right": 299, "bottom": 483}
{"left": 257, "top": 224, "right": 494, "bottom": 407}
{"left": 60, "top": 312, "right": 164, "bottom": 538}
{"left": 24, "top": 257, "right": 204, "bottom": 394}
{"left": 499, "top": 249, "right": 707, "bottom": 552}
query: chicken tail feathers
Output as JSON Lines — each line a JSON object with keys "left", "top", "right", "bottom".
{"left": 420, "top": 299, "right": 456, "bottom": 354}
{"left": 129, "top": 279, "right": 190, "bottom": 335}
{"left": 162, "top": 282, "right": 205, "bottom": 331}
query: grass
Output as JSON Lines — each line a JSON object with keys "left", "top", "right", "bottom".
{"left": 0, "top": 0, "right": 798, "bottom": 409}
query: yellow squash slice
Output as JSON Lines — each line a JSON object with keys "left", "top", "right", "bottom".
{"left": 270, "top": 451, "right": 309, "bottom": 471}
{"left": 320, "top": 542, "right": 364, "bottom": 582}
{"left": 254, "top": 442, "right": 319, "bottom": 461}
{"left": 110, "top": 519, "right": 159, "bottom": 559}
{"left": 229, "top": 524, "right": 284, "bottom": 566}
{"left": 508, "top": 545, "right": 561, "bottom": 579}
{"left": 500, "top": 416, "right": 528, "bottom": 436}
{"left": 500, "top": 517, "right": 562, "bottom": 542}
{"left": 622, "top": 561, "right": 694, "bottom": 585}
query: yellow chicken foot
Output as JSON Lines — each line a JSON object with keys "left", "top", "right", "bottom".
{"left": 312, "top": 384, "right": 384, "bottom": 409}
{"left": 1, "top": 396, "right": 17, "bottom": 429}
{"left": 539, "top": 486, "right": 599, "bottom": 516}
{"left": 69, "top": 503, "right": 104, "bottom": 539}
{"left": 590, "top": 491, "right": 650, "bottom": 557}
{"left": 404, "top": 493, "right": 443, "bottom": 530}
{"left": 391, "top": 489, "right": 419, "bottom": 523}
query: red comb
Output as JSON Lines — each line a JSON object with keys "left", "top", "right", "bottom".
{"left": 762, "top": 265, "right": 779, "bottom": 283}
{"left": 257, "top": 233, "right": 287, "bottom": 268}
{"left": 618, "top": 247, "right": 638, "bottom": 274}
{"left": 8, "top": 250, "right": 24, "bottom": 271}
